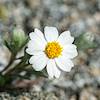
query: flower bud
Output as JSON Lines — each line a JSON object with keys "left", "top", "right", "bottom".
{"left": 84, "top": 32, "right": 94, "bottom": 42}
{"left": 13, "top": 28, "right": 26, "bottom": 48}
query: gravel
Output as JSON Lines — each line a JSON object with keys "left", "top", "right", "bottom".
{"left": 0, "top": 0, "right": 100, "bottom": 99}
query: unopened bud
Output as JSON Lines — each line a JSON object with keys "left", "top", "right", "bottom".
{"left": 13, "top": 28, "right": 26, "bottom": 48}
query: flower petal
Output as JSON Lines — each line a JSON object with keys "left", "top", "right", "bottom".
{"left": 28, "top": 29, "right": 47, "bottom": 51}
{"left": 47, "top": 59, "right": 61, "bottom": 78}
{"left": 30, "top": 28, "right": 46, "bottom": 43}
{"left": 55, "top": 56, "right": 74, "bottom": 72}
{"left": 62, "top": 44, "right": 78, "bottom": 59}
{"left": 53, "top": 62, "right": 61, "bottom": 78}
{"left": 57, "top": 31, "right": 74, "bottom": 45}
{"left": 27, "top": 37, "right": 45, "bottom": 54}
{"left": 26, "top": 48, "right": 44, "bottom": 55}
{"left": 44, "top": 26, "right": 59, "bottom": 42}
{"left": 29, "top": 52, "right": 48, "bottom": 71}
{"left": 26, "top": 39, "right": 46, "bottom": 55}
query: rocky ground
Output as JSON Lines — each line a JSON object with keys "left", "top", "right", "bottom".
{"left": 0, "top": 0, "right": 100, "bottom": 100}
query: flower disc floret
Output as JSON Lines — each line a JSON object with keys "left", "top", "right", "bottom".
{"left": 45, "top": 41, "right": 63, "bottom": 59}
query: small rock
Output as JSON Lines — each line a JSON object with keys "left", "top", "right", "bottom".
{"left": 80, "top": 89, "right": 98, "bottom": 100}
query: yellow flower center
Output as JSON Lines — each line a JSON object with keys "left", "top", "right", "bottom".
{"left": 45, "top": 41, "right": 63, "bottom": 59}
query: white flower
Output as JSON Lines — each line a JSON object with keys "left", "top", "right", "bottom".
{"left": 26, "top": 26, "right": 78, "bottom": 78}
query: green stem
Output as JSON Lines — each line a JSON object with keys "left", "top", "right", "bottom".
{"left": 1, "top": 54, "right": 16, "bottom": 74}
{"left": 4, "top": 54, "right": 30, "bottom": 76}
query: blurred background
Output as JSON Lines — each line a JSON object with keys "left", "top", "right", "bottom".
{"left": 0, "top": 0, "right": 100, "bottom": 100}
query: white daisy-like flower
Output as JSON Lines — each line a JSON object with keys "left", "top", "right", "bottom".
{"left": 26, "top": 26, "right": 78, "bottom": 78}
